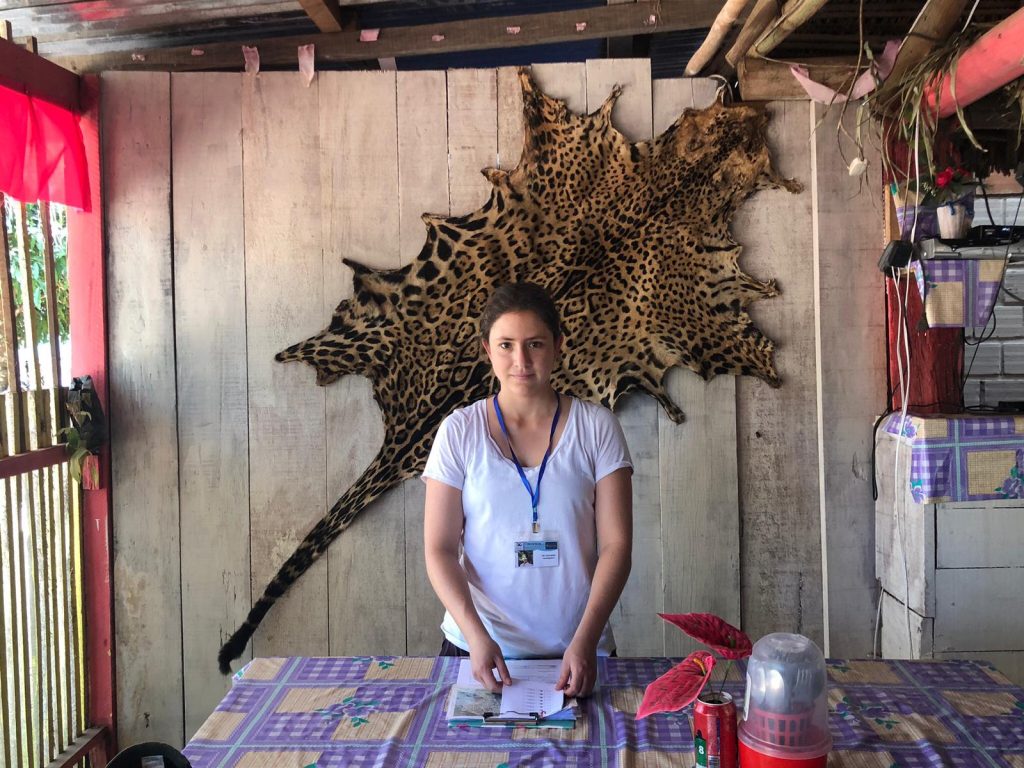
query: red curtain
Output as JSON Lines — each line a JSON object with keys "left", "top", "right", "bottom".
{"left": 0, "top": 82, "right": 90, "bottom": 210}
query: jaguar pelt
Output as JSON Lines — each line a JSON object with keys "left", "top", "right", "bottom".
{"left": 218, "top": 69, "right": 801, "bottom": 672}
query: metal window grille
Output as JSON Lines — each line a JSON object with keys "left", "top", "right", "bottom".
{"left": 0, "top": 195, "right": 90, "bottom": 767}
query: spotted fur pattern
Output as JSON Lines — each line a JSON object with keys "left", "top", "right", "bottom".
{"left": 218, "top": 70, "right": 801, "bottom": 672}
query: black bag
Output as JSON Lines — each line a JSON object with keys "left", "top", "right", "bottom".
{"left": 105, "top": 742, "right": 192, "bottom": 768}
{"left": 66, "top": 374, "right": 108, "bottom": 450}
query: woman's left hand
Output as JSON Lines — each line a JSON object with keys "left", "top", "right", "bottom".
{"left": 556, "top": 639, "right": 598, "bottom": 698}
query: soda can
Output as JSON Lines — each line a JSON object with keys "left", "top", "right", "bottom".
{"left": 692, "top": 690, "right": 738, "bottom": 768}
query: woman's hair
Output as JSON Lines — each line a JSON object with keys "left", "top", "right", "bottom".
{"left": 480, "top": 282, "right": 562, "bottom": 341}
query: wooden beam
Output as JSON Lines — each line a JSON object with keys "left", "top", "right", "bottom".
{"left": 0, "top": 35, "right": 80, "bottom": 111}
{"left": 685, "top": 0, "right": 753, "bottom": 75}
{"left": 738, "top": 54, "right": 864, "bottom": 101}
{"left": 298, "top": 0, "right": 347, "bottom": 33}
{"left": 725, "top": 0, "right": 780, "bottom": 69}
{"left": 53, "top": 0, "right": 722, "bottom": 73}
{"left": 752, "top": 0, "right": 832, "bottom": 58}
{"left": 43, "top": 726, "right": 107, "bottom": 768}
{"left": 874, "top": 0, "right": 970, "bottom": 102}
{"left": 607, "top": 0, "right": 638, "bottom": 58}
{"left": 66, "top": 73, "right": 118, "bottom": 758}
{"left": 0, "top": 445, "right": 66, "bottom": 481}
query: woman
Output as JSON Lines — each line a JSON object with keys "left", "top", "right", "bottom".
{"left": 423, "top": 282, "right": 633, "bottom": 698}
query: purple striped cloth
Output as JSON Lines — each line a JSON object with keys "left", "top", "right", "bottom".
{"left": 883, "top": 413, "right": 1024, "bottom": 502}
{"left": 912, "top": 257, "right": 1002, "bottom": 329}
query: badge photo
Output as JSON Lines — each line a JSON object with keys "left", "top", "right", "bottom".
{"left": 514, "top": 539, "right": 559, "bottom": 568}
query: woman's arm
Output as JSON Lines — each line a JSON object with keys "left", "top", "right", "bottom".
{"left": 556, "top": 466, "right": 633, "bottom": 697}
{"left": 423, "top": 477, "right": 511, "bottom": 692}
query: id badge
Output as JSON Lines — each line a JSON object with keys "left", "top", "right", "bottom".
{"left": 514, "top": 537, "right": 560, "bottom": 568}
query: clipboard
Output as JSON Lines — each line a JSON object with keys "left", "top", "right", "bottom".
{"left": 482, "top": 711, "right": 543, "bottom": 725}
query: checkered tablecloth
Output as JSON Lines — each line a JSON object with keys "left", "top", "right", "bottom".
{"left": 882, "top": 412, "right": 1024, "bottom": 503}
{"left": 182, "top": 656, "right": 1024, "bottom": 767}
{"left": 912, "top": 258, "right": 1003, "bottom": 328}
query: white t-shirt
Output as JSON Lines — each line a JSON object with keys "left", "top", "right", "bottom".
{"left": 422, "top": 396, "right": 633, "bottom": 658}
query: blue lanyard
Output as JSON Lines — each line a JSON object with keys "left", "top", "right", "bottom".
{"left": 493, "top": 392, "right": 561, "bottom": 534}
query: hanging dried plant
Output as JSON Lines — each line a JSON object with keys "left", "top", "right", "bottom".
{"left": 869, "top": 24, "right": 988, "bottom": 194}
{"left": 811, "top": 7, "right": 1023, "bottom": 206}
{"left": 1005, "top": 76, "right": 1024, "bottom": 153}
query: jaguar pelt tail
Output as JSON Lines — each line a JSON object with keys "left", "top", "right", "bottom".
{"left": 218, "top": 448, "right": 407, "bottom": 674}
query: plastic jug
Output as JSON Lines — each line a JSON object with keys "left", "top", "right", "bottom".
{"left": 738, "top": 633, "right": 831, "bottom": 767}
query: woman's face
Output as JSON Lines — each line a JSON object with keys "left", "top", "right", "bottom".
{"left": 482, "top": 310, "right": 561, "bottom": 396}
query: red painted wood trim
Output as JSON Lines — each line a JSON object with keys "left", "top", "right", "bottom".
{"left": 886, "top": 275, "right": 963, "bottom": 414}
{"left": 46, "top": 726, "right": 109, "bottom": 768}
{"left": 0, "top": 36, "right": 80, "bottom": 112}
{"left": 924, "top": 7, "right": 1024, "bottom": 118}
{"left": 0, "top": 444, "right": 67, "bottom": 479}
{"left": 66, "top": 74, "right": 116, "bottom": 755}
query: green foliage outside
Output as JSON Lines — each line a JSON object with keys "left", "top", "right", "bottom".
{"left": 2, "top": 201, "right": 70, "bottom": 347}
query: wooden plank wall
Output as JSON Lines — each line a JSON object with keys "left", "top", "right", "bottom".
{"left": 321, "top": 71, "right": 406, "bottom": 656}
{"left": 171, "top": 73, "right": 250, "bottom": 738}
{"left": 735, "top": 101, "right": 822, "bottom": 646}
{"left": 812, "top": 105, "right": 887, "bottom": 655}
{"left": 652, "top": 77, "right": 740, "bottom": 657}
{"left": 586, "top": 60, "right": 664, "bottom": 657}
{"left": 104, "top": 72, "right": 183, "bottom": 746}
{"left": 102, "top": 62, "right": 883, "bottom": 747}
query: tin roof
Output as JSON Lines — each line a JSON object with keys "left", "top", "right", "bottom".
{"left": 1, "top": 0, "right": 1020, "bottom": 78}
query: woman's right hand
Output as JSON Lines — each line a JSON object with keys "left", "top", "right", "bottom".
{"left": 468, "top": 632, "right": 512, "bottom": 692}
{"left": 424, "top": 479, "right": 510, "bottom": 692}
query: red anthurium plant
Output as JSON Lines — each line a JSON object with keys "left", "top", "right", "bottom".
{"left": 636, "top": 650, "right": 716, "bottom": 719}
{"left": 636, "top": 613, "right": 752, "bottom": 720}
{"left": 659, "top": 613, "right": 753, "bottom": 659}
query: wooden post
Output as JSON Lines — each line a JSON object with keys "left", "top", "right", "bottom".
{"left": 884, "top": 189, "right": 963, "bottom": 413}
{"left": 65, "top": 74, "right": 116, "bottom": 758}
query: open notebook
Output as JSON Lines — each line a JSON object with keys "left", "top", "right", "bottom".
{"left": 446, "top": 659, "right": 578, "bottom": 727}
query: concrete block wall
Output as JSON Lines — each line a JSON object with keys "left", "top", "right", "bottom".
{"left": 964, "top": 196, "right": 1024, "bottom": 408}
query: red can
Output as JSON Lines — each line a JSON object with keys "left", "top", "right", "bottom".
{"left": 692, "top": 690, "right": 738, "bottom": 768}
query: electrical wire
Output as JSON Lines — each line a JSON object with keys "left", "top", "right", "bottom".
{"left": 979, "top": 178, "right": 995, "bottom": 228}
{"left": 1000, "top": 285, "right": 1024, "bottom": 303}
{"left": 892, "top": 269, "right": 914, "bottom": 655}
{"left": 961, "top": 0, "right": 982, "bottom": 33}
{"left": 873, "top": 580, "right": 883, "bottom": 659}
{"left": 872, "top": 267, "right": 917, "bottom": 657}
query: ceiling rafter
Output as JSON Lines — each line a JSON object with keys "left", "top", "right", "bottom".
{"left": 297, "top": 0, "right": 347, "bottom": 34}
{"left": 52, "top": 0, "right": 723, "bottom": 73}
{"left": 0, "top": 27, "right": 79, "bottom": 111}
{"left": 737, "top": 54, "right": 863, "bottom": 100}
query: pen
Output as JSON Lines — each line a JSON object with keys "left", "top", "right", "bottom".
{"left": 483, "top": 711, "right": 543, "bottom": 725}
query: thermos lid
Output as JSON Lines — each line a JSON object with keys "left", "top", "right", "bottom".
{"left": 738, "top": 633, "right": 832, "bottom": 759}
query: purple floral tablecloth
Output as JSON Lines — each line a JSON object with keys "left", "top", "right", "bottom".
{"left": 882, "top": 412, "right": 1024, "bottom": 503}
{"left": 183, "top": 656, "right": 1024, "bottom": 767}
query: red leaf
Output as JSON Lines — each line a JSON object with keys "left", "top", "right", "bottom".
{"left": 636, "top": 651, "right": 715, "bottom": 719}
{"left": 658, "top": 613, "right": 752, "bottom": 660}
